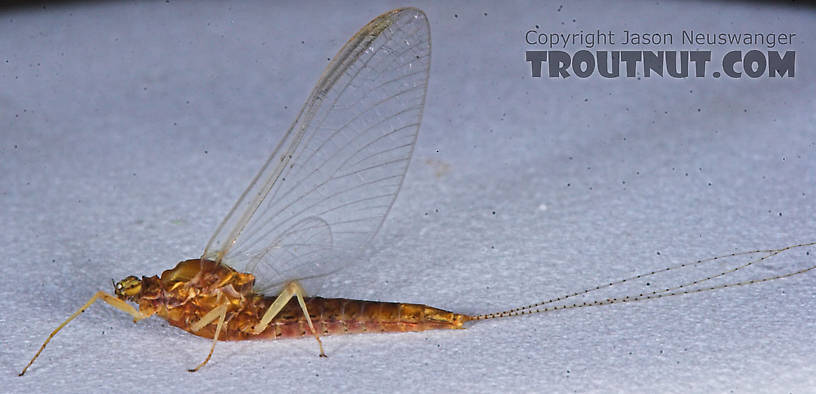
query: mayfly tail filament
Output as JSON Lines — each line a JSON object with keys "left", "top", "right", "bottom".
{"left": 472, "top": 241, "right": 816, "bottom": 321}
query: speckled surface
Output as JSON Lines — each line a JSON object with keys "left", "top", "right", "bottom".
{"left": 2, "top": 1, "right": 815, "bottom": 392}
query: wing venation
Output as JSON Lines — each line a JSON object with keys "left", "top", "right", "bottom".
{"left": 201, "top": 8, "right": 431, "bottom": 294}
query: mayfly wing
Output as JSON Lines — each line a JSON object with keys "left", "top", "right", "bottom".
{"left": 201, "top": 8, "right": 431, "bottom": 293}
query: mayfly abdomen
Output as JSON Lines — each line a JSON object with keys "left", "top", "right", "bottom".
{"left": 170, "top": 297, "right": 471, "bottom": 341}
{"left": 273, "top": 298, "right": 469, "bottom": 338}
{"left": 196, "top": 297, "right": 471, "bottom": 341}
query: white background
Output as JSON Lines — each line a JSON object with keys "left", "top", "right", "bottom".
{"left": 2, "top": 1, "right": 814, "bottom": 392}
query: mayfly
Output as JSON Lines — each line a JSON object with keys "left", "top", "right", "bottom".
{"left": 19, "top": 7, "right": 816, "bottom": 375}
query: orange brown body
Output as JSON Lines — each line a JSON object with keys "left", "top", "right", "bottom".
{"left": 21, "top": 6, "right": 813, "bottom": 377}
{"left": 118, "top": 259, "right": 470, "bottom": 341}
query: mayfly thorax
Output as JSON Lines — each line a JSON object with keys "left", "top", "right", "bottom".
{"left": 19, "top": 8, "right": 816, "bottom": 376}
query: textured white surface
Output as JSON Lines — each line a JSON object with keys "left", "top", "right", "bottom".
{"left": 2, "top": 1, "right": 814, "bottom": 393}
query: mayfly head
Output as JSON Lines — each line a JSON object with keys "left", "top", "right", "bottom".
{"left": 114, "top": 275, "right": 142, "bottom": 300}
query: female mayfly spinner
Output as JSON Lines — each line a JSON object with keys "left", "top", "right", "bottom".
{"left": 20, "top": 8, "right": 816, "bottom": 375}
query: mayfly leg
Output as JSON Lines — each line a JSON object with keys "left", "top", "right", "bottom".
{"left": 188, "top": 292, "right": 229, "bottom": 372}
{"left": 19, "top": 291, "right": 148, "bottom": 376}
{"left": 252, "top": 281, "right": 327, "bottom": 357}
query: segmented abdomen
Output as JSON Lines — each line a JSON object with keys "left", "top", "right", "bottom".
{"left": 186, "top": 296, "right": 471, "bottom": 341}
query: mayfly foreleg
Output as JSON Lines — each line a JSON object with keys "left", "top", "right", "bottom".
{"left": 252, "top": 281, "right": 327, "bottom": 357}
{"left": 188, "top": 292, "right": 229, "bottom": 372}
{"left": 20, "top": 291, "right": 148, "bottom": 376}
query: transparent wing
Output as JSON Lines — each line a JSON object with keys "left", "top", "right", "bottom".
{"left": 201, "top": 8, "right": 431, "bottom": 294}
